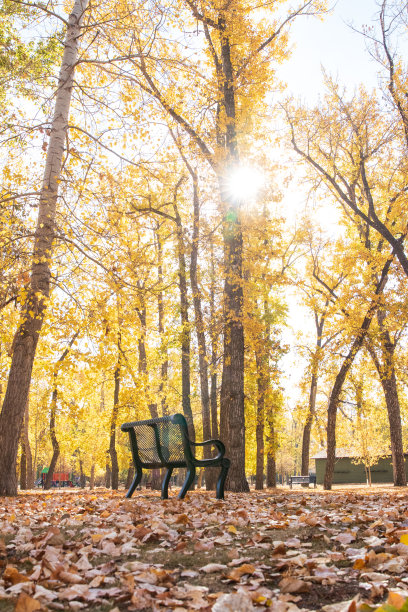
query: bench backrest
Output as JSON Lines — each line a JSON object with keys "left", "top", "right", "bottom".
{"left": 121, "top": 413, "right": 190, "bottom": 467}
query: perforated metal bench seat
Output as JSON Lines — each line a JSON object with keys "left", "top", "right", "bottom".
{"left": 121, "top": 413, "right": 230, "bottom": 499}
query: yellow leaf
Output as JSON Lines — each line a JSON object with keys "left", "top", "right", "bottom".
{"left": 400, "top": 533, "right": 408, "bottom": 545}
{"left": 387, "top": 592, "right": 407, "bottom": 609}
{"left": 227, "top": 525, "right": 237, "bottom": 534}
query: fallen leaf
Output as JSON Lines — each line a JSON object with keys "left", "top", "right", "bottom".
{"left": 14, "top": 593, "right": 41, "bottom": 612}
{"left": 279, "top": 577, "right": 311, "bottom": 594}
{"left": 226, "top": 563, "right": 256, "bottom": 581}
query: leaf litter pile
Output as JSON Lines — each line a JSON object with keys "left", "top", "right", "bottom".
{"left": 2, "top": 489, "right": 408, "bottom": 611}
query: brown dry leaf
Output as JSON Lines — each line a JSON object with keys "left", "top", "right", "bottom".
{"left": 226, "top": 563, "right": 256, "bottom": 581}
{"left": 4, "top": 566, "right": 31, "bottom": 586}
{"left": 14, "top": 593, "right": 41, "bottom": 612}
{"left": 175, "top": 514, "right": 190, "bottom": 525}
{"left": 130, "top": 588, "right": 154, "bottom": 609}
{"left": 194, "top": 540, "right": 214, "bottom": 552}
{"left": 100, "top": 510, "right": 110, "bottom": 518}
{"left": 279, "top": 577, "right": 312, "bottom": 594}
{"left": 59, "top": 570, "right": 83, "bottom": 584}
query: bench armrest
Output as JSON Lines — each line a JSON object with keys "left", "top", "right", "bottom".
{"left": 189, "top": 439, "right": 225, "bottom": 461}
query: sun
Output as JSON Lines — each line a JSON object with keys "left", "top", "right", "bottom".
{"left": 223, "top": 165, "right": 264, "bottom": 204}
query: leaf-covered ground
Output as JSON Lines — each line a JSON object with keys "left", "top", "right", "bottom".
{"left": 2, "top": 487, "right": 408, "bottom": 611}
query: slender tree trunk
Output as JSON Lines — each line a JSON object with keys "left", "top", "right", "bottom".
{"left": 44, "top": 332, "right": 78, "bottom": 490}
{"left": 20, "top": 402, "right": 33, "bottom": 490}
{"left": 156, "top": 229, "right": 168, "bottom": 415}
{"left": 209, "top": 240, "right": 219, "bottom": 441}
{"left": 187, "top": 168, "right": 211, "bottom": 479}
{"left": 79, "top": 459, "right": 85, "bottom": 488}
{"left": 324, "top": 257, "right": 392, "bottom": 490}
{"left": 44, "top": 387, "right": 60, "bottom": 490}
{"left": 255, "top": 350, "right": 267, "bottom": 490}
{"left": 173, "top": 197, "right": 195, "bottom": 441}
{"left": 0, "top": 0, "right": 89, "bottom": 497}
{"left": 110, "top": 338, "right": 121, "bottom": 490}
{"left": 126, "top": 462, "right": 134, "bottom": 489}
{"left": 90, "top": 464, "right": 95, "bottom": 490}
{"left": 266, "top": 422, "right": 277, "bottom": 488}
{"left": 301, "top": 312, "right": 324, "bottom": 477}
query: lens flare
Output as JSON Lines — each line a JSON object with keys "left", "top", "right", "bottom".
{"left": 224, "top": 165, "right": 264, "bottom": 203}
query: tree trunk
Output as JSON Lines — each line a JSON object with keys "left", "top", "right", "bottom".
{"left": 173, "top": 197, "right": 195, "bottom": 441}
{"left": 324, "top": 257, "right": 392, "bottom": 490}
{"left": 44, "top": 386, "right": 60, "bottom": 490}
{"left": 110, "top": 338, "right": 121, "bottom": 490}
{"left": 218, "top": 21, "right": 248, "bottom": 492}
{"left": 187, "top": 168, "right": 211, "bottom": 481}
{"left": 79, "top": 459, "right": 85, "bottom": 488}
{"left": 126, "top": 463, "right": 134, "bottom": 489}
{"left": 255, "top": 350, "right": 267, "bottom": 490}
{"left": 105, "top": 454, "right": 111, "bottom": 488}
{"left": 266, "top": 420, "right": 277, "bottom": 489}
{"left": 301, "top": 312, "right": 324, "bottom": 477}
{"left": 0, "top": 0, "right": 89, "bottom": 496}
{"left": 20, "top": 402, "right": 33, "bottom": 490}
{"left": 367, "top": 314, "right": 406, "bottom": 486}
{"left": 90, "top": 464, "right": 95, "bottom": 490}
{"left": 156, "top": 228, "right": 168, "bottom": 416}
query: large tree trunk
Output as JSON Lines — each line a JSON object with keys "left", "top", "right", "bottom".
{"left": 324, "top": 258, "right": 392, "bottom": 489}
{"left": 382, "top": 373, "right": 406, "bottom": 485}
{"left": 0, "top": 0, "right": 89, "bottom": 496}
{"left": 218, "top": 21, "right": 248, "bottom": 493}
{"left": 367, "top": 312, "right": 406, "bottom": 486}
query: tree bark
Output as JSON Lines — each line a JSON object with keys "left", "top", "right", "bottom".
{"left": 218, "top": 20, "right": 248, "bottom": 492}
{"left": 0, "top": 0, "right": 89, "bottom": 496}
{"left": 367, "top": 311, "right": 406, "bottom": 486}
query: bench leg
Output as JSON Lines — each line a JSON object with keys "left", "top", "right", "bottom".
{"left": 126, "top": 467, "right": 142, "bottom": 499}
{"left": 216, "top": 459, "right": 230, "bottom": 500}
{"left": 161, "top": 467, "right": 173, "bottom": 500}
{"left": 178, "top": 466, "right": 195, "bottom": 499}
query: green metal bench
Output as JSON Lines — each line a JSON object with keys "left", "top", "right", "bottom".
{"left": 121, "top": 413, "right": 230, "bottom": 500}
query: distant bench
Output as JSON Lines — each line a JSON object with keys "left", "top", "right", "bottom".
{"left": 289, "top": 475, "right": 317, "bottom": 489}
{"left": 121, "top": 413, "right": 230, "bottom": 500}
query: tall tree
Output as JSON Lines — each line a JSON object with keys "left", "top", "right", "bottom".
{"left": 0, "top": 0, "right": 89, "bottom": 496}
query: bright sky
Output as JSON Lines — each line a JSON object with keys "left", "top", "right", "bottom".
{"left": 283, "top": 0, "right": 381, "bottom": 101}
{"left": 276, "top": 0, "right": 383, "bottom": 404}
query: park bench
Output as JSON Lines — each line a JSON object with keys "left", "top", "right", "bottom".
{"left": 121, "top": 413, "right": 230, "bottom": 500}
{"left": 289, "top": 474, "right": 317, "bottom": 488}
